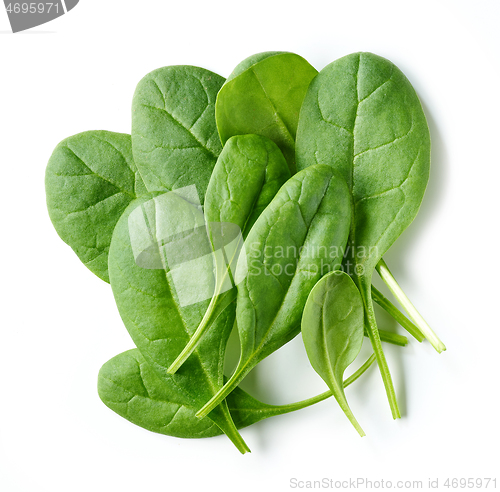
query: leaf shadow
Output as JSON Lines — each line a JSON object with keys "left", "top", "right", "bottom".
{"left": 382, "top": 98, "right": 447, "bottom": 280}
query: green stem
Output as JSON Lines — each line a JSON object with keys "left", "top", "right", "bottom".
{"left": 264, "top": 353, "right": 376, "bottom": 413}
{"left": 376, "top": 328, "right": 408, "bottom": 347}
{"left": 360, "top": 283, "right": 401, "bottom": 419}
{"left": 197, "top": 359, "right": 251, "bottom": 419}
{"left": 168, "top": 287, "right": 236, "bottom": 374}
{"left": 219, "top": 410, "right": 251, "bottom": 454}
{"left": 372, "top": 286, "right": 425, "bottom": 342}
{"left": 376, "top": 259, "right": 446, "bottom": 353}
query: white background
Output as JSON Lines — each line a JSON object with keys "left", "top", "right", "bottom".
{"left": 1, "top": 1, "right": 499, "bottom": 491}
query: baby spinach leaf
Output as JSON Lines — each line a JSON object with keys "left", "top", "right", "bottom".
{"left": 98, "top": 349, "right": 376, "bottom": 439}
{"left": 197, "top": 164, "right": 351, "bottom": 418}
{"left": 168, "top": 134, "right": 291, "bottom": 373}
{"left": 216, "top": 52, "right": 318, "bottom": 173}
{"left": 296, "top": 52, "right": 432, "bottom": 418}
{"left": 108, "top": 192, "right": 249, "bottom": 453}
{"left": 132, "top": 66, "right": 225, "bottom": 201}
{"left": 301, "top": 271, "right": 365, "bottom": 436}
{"left": 45, "top": 131, "right": 146, "bottom": 282}
{"left": 204, "top": 134, "right": 291, "bottom": 239}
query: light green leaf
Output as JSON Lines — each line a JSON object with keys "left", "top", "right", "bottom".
{"left": 302, "top": 271, "right": 365, "bottom": 436}
{"left": 216, "top": 52, "right": 318, "bottom": 173}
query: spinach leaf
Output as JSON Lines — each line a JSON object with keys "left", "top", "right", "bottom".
{"left": 197, "top": 164, "right": 351, "bottom": 418}
{"left": 301, "top": 271, "right": 365, "bottom": 436}
{"left": 204, "top": 134, "right": 291, "bottom": 239}
{"left": 132, "top": 66, "right": 225, "bottom": 201}
{"left": 108, "top": 192, "right": 249, "bottom": 453}
{"left": 45, "top": 131, "right": 146, "bottom": 282}
{"left": 168, "top": 134, "right": 291, "bottom": 373}
{"left": 296, "top": 52, "right": 432, "bottom": 418}
{"left": 98, "top": 349, "right": 376, "bottom": 438}
{"left": 216, "top": 52, "right": 318, "bottom": 173}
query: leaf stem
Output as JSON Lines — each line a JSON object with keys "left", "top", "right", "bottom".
{"left": 360, "top": 284, "right": 401, "bottom": 419}
{"left": 376, "top": 328, "right": 408, "bottom": 347}
{"left": 197, "top": 360, "right": 251, "bottom": 419}
{"left": 263, "top": 353, "right": 377, "bottom": 413}
{"left": 219, "top": 410, "right": 251, "bottom": 454}
{"left": 372, "top": 286, "right": 424, "bottom": 342}
{"left": 168, "top": 288, "right": 236, "bottom": 374}
{"left": 376, "top": 259, "right": 446, "bottom": 353}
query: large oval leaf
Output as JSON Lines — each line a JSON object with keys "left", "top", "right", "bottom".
{"left": 132, "top": 66, "right": 225, "bottom": 201}
{"left": 296, "top": 52, "right": 431, "bottom": 419}
{"left": 98, "top": 349, "right": 376, "bottom": 439}
{"left": 45, "top": 131, "right": 146, "bottom": 282}
{"left": 296, "top": 52, "right": 430, "bottom": 275}
{"left": 216, "top": 52, "right": 318, "bottom": 173}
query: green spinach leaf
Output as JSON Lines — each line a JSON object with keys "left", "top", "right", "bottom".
{"left": 296, "top": 52, "right": 431, "bottom": 418}
{"left": 132, "top": 66, "right": 225, "bottom": 201}
{"left": 108, "top": 192, "right": 249, "bottom": 453}
{"left": 216, "top": 52, "right": 318, "bottom": 173}
{"left": 302, "top": 271, "right": 365, "bottom": 436}
{"left": 98, "top": 349, "right": 376, "bottom": 438}
{"left": 168, "top": 134, "right": 291, "bottom": 373}
{"left": 197, "top": 164, "right": 351, "bottom": 418}
{"left": 45, "top": 131, "right": 146, "bottom": 282}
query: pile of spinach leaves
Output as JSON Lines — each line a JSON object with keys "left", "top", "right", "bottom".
{"left": 46, "top": 51, "right": 445, "bottom": 453}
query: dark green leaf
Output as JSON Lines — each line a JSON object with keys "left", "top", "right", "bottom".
{"left": 45, "top": 131, "right": 146, "bottom": 282}
{"left": 296, "top": 52, "right": 431, "bottom": 418}
{"left": 132, "top": 66, "right": 225, "bottom": 201}
{"left": 108, "top": 192, "right": 249, "bottom": 453}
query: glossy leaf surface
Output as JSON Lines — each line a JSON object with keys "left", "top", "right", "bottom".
{"left": 98, "top": 349, "right": 376, "bottom": 438}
